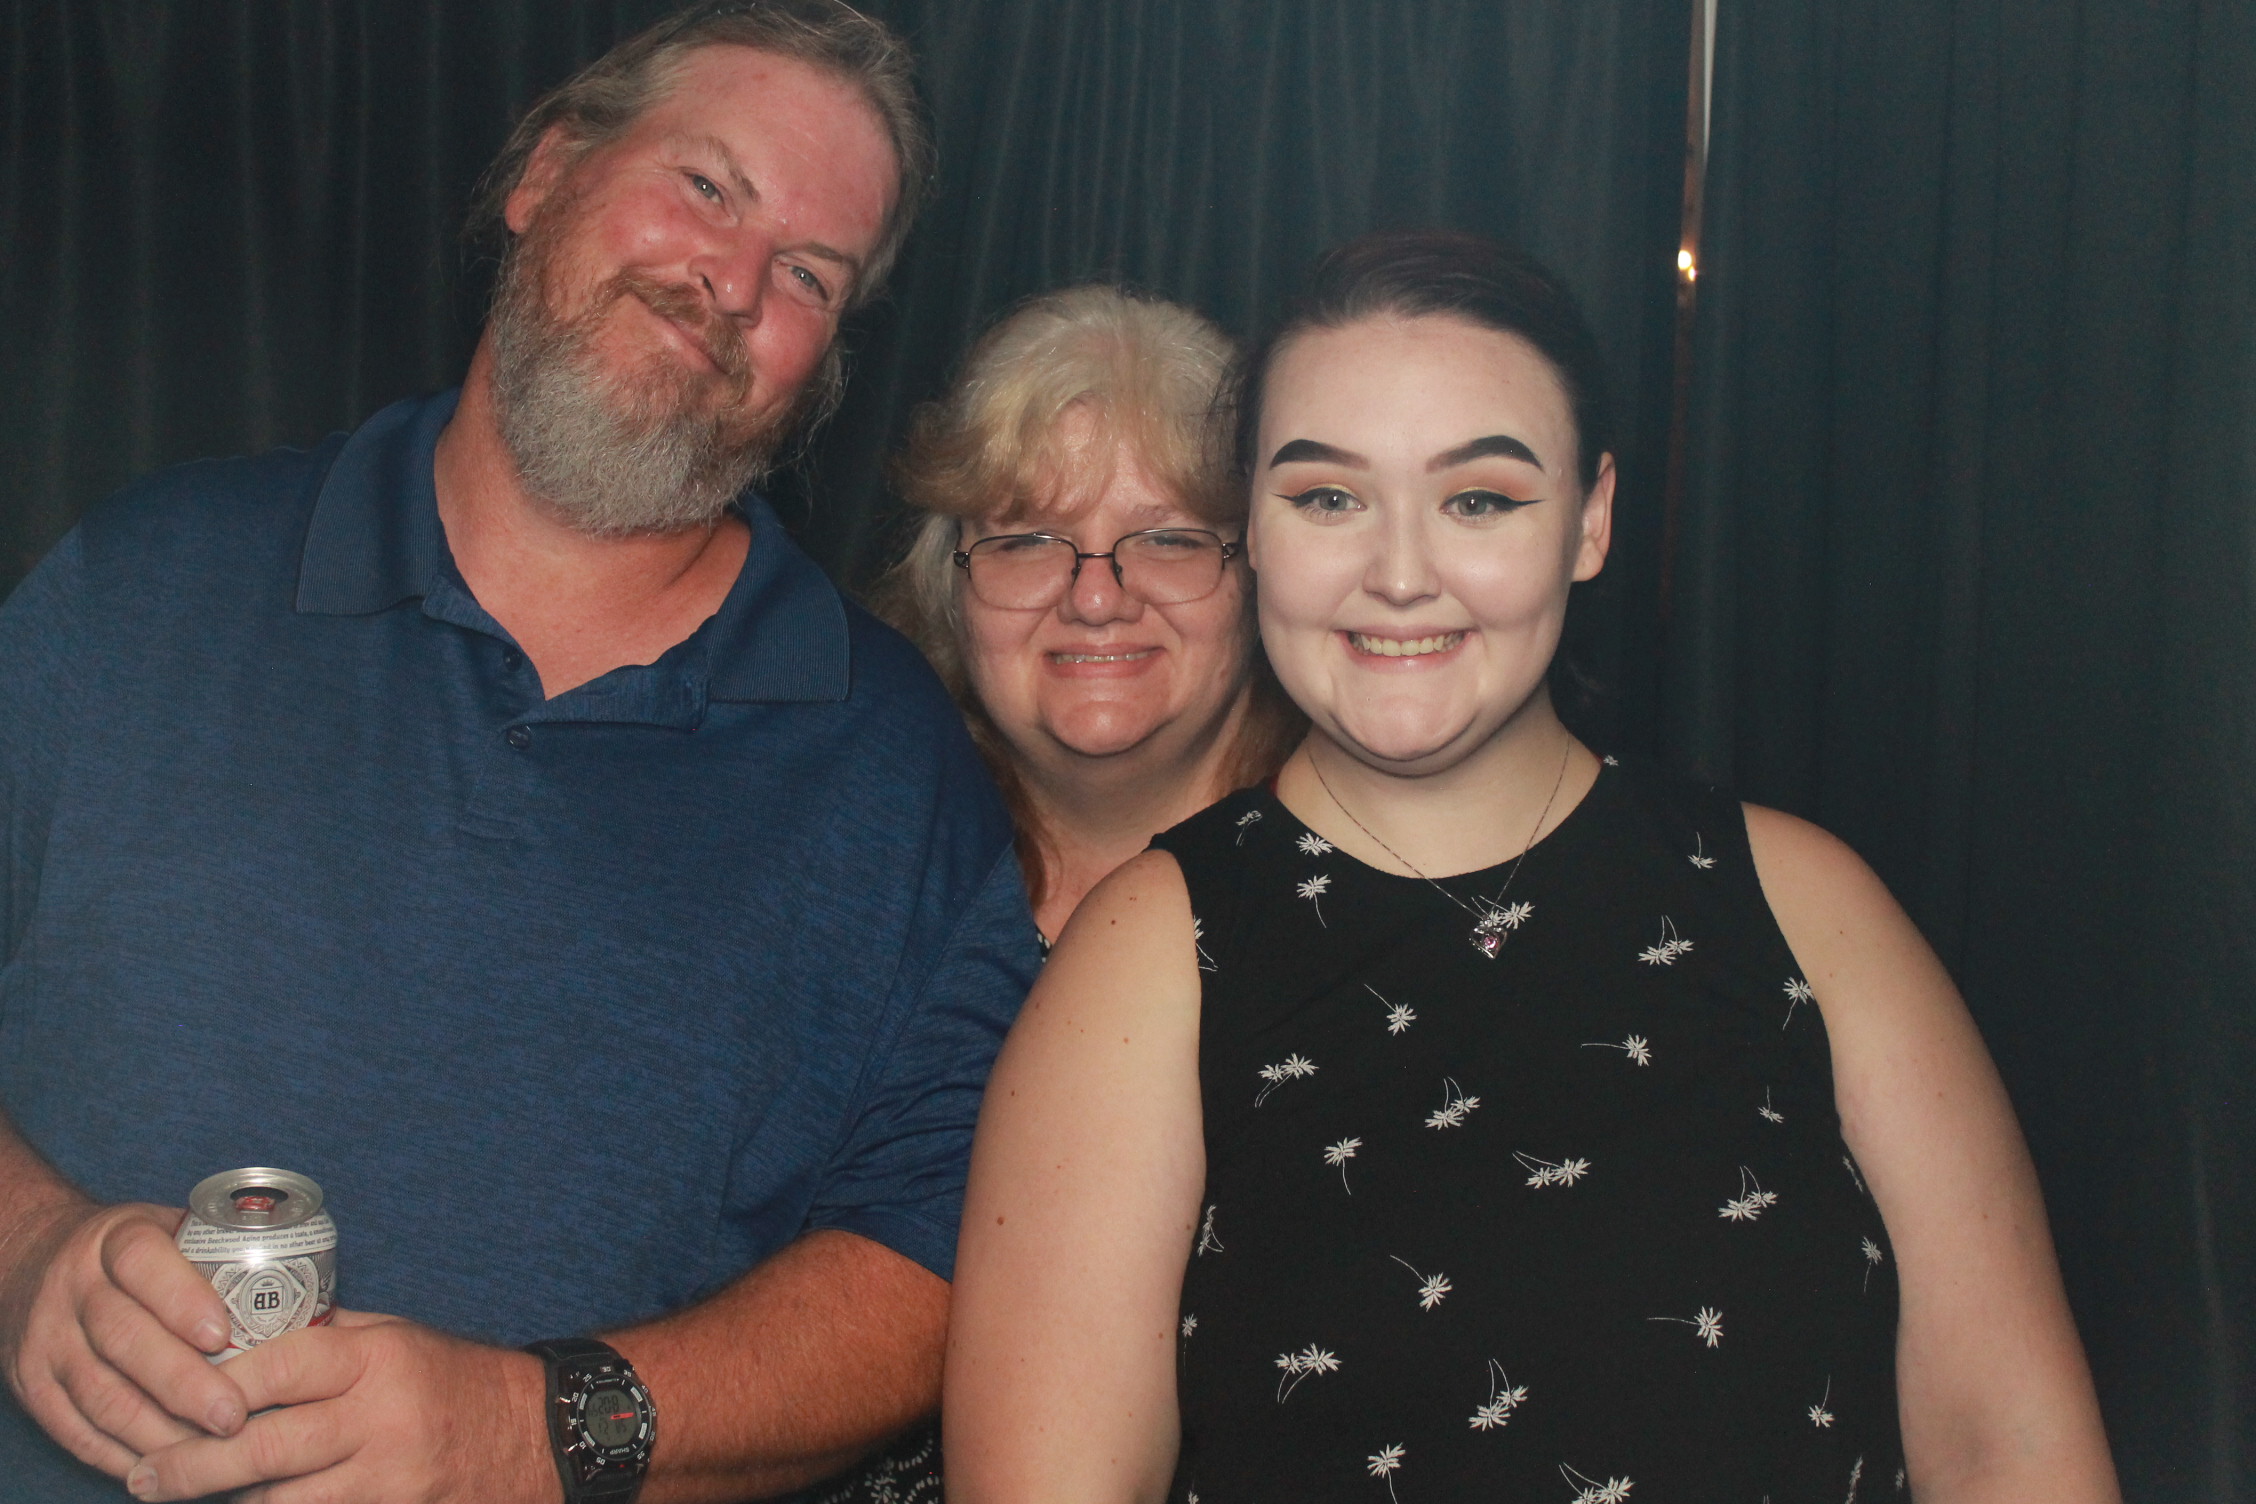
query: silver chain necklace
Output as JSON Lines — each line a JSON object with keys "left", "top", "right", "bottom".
{"left": 1308, "top": 743, "right": 1572, "bottom": 959}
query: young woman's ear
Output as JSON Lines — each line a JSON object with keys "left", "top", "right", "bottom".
{"left": 1573, "top": 454, "right": 1617, "bottom": 583}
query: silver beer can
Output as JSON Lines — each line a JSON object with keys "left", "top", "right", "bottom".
{"left": 175, "top": 1168, "right": 338, "bottom": 1361}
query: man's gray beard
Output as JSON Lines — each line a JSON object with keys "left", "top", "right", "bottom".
{"left": 485, "top": 235, "right": 792, "bottom": 538}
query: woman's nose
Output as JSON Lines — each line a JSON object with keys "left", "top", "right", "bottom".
{"left": 1363, "top": 515, "right": 1441, "bottom": 607}
{"left": 1059, "top": 552, "right": 1145, "bottom": 626}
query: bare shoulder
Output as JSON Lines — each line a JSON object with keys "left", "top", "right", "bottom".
{"left": 1740, "top": 802, "right": 1943, "bottom": 1009}
{"left": 995, "top": 847, "right": 1201, "bottom": 1068}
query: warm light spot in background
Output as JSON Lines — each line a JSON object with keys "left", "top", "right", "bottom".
{"left": 1677, "top": 248, "right": 1698, "bottom": 282}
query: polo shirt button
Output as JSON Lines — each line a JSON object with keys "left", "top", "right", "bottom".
{"left": 505, "top": 725, "right": 532, "bottom": 750}
{"left": 501, "top": 648, "right": 524, "bottom": 671}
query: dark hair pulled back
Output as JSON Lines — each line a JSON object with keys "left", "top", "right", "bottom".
{"left": 1232, "top": 229, "right": 1615, "bottom": 489}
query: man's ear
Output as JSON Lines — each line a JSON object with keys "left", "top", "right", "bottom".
{"left": 1572, "top": 453, "right": 1616, "bottom": 583}
{"left": 504, "top": 125, "right": 577, "bottom": 237}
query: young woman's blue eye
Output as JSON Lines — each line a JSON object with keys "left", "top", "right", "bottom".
{"left": 688, "top": 173, "right": 722, "bottom": 201}
{"left": 1278, "top": 486, "right": 1361, "bottom": 516}
{"left": 1444, "top": 489, "right": 1538, "bottom": 519}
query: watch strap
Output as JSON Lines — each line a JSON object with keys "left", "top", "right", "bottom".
{"left": 524, "top": 1337, "right": 650, "bottom": 1504}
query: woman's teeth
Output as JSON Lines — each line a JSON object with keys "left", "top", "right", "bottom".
{"left": 1349, "top": 632, "right": 1465, "bottom": 658}
{"left": 1050, "top": 649, "right": 1157, "bottom": 664}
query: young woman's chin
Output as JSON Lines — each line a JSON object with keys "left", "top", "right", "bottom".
{"left": 1322, "top": 705, "right": 1486, "bottom": 774}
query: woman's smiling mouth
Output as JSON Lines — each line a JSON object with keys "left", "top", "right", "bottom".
{"left": 1049, "top": 648, "right": 1160, "bottom": 665}
{"left": 1346, "top": 631, "right": 1466, "bottom": 659}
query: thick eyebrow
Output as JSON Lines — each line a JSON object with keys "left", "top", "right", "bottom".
{"left": 676, "top": 133, "right": 865, "bottom": 291}
{"left": 677, "top": 134, "right": 760, "bottom": 205}
{"left": 1269, "top": 439, "right": 1370, "bottom": 468}
{"left": 1428, "top": 434, "right": 1544, "bottom": 472}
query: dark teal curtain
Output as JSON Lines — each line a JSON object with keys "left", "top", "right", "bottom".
{"left": 1676, "top": 1, "right": 2256, "bottom": 1497}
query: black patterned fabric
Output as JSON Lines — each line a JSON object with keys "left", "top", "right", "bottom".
{"left": 1151, "top": 758, "right": 1904, "bottom": 1502}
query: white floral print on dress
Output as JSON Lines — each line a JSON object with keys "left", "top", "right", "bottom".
{"left": 1514, "top": 1151, "right": 1590, "bottom": 1188}
{"left": 1195, "top": 1204, "right": 1222, "bottom": 1256}
{"left": 1368, "top": 983, "right": 1416, "bottom": 1035}
{"left": 1424, "top": 1077, "right": 1481, "bottom": 1129}
{"left": 1467, "top": 1359, "right": 1528, "bottom": 1430}
{"left": 1783, "top": 975, "right": 1816, "bottom": 1028}
{"left": 1297, "top": 831, "right": 1335, "bottom": 857}
{"left": 1323, "top": 1136, "right": 1362, "bottom": 1192}
{"left": 1297, "top": 874, "right": 1332, "bottom": 927}
{"left": 1758, "top": 1088, "right": 1785, "bottom": 1124}
{"left": 1388, "top": 1254, "right": 1451, "bottom": 1311}
{"left": 1582, "top": 1034, "right": 1652, "bottom": 1066}
{"left": 1637, "top": 916, "right": 1693, "bottom": 966}
{"left": 1367, "top": 1444, "right": 1405, "bottom": 1503}
{"left": 1718, "top": 1165, "right": 1780, "bottom": 1222}
{"left": 1808, "top": 1376, "right": 1836, "bottom": 1428}
{"left": 1560, "top": 1463, "right": 1634, "bottom": 1503}
{"left": 1255, "top": 1053, "right": 1318, "bottom": 1106}
{"left": 1647, "top": 1306, "right": 1724, "bottom": 1348}
{"left": 1274, "top": 1344, "right": 1340, "bottom": 1401}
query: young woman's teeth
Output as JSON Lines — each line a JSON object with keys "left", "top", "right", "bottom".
{"left": 1051, "top": 648, "right": 1157, "bottom": 664}
{"left": 1350, "top": 632, "right": 1465, "bottom": 658}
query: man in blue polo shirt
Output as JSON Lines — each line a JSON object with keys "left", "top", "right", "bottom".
{"left": 0, "top": 5, "right": 1035, "bottom": 1502}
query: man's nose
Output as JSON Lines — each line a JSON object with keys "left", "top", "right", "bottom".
{"left": 1059, "top": 552, "right": 1143, "bottom": 626}
{"left": 688, "top": 229, "right": 772, "bottom": 325}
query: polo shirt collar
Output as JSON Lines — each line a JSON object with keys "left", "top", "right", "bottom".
{"left": 293, "top": 387, "right": 850, "bottom": 707}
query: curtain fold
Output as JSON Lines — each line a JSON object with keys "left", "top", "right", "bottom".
{"left": 1678, "top": 1, "right": 2255, "bottom": 1495}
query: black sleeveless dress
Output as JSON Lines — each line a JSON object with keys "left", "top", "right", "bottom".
{"left": 1150, "top": 757, "right": 1904, "bottom": 1503}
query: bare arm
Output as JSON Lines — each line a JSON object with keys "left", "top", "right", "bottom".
{"left": 618, "top": 1227, "right": 949, "bottom": 1501}
{"left": 1745, "top": 804, "right": 2119, "bottom": 1503}
{"left": 946, "top": 850, "right": 1207, "bottom": 1504}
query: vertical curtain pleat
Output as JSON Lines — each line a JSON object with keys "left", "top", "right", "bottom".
{"left": 1681, "top": 1, "right": 2256, "bottom": 1496}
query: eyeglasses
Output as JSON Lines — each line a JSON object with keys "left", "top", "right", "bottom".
{"left": 952, "top": 528, "right": 1241, "bottom": 610}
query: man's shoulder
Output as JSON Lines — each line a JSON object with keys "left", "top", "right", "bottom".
{"left": 75, "top": 433, "right": 349, "bottom": 577}
{"left": 839, "top": 595, "right": 962, "bottom": 716}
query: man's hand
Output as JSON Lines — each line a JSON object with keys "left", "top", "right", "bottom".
{"left": 0, "top": 1197, "right": 248, "bottom": 1477}
{"left": 125, "top": 1309, "right": 555, "bottom": 1504}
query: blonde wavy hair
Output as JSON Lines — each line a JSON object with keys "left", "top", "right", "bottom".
{"left": 870, "top": 284, "right": 1304, "bottom": 906}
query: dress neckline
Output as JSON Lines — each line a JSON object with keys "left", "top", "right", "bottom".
{"left": 1255, "top": 752, "right": 1618, "bottom": 888}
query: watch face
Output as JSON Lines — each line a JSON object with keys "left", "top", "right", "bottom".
{"left": 564, "top": 1366, "right": 655, "bottom": 1478}
{"left": 583, "top": 1386, "right": 645, "bottom": 1450}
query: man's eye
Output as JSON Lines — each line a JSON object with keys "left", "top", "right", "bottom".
{"left": 787, "top": 264, "right": 831, "bottom": 301}
{"left": 687, "top": 173, "right": 722, "bottom": 201}
{"left": 1443, "top": 489, "right": 1537, "bottom": 518}
{"left": 1278, "top": 486, "right": 1360, "bottom": 516}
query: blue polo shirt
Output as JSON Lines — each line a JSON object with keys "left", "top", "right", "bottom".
{"left": 0, "top": 390, "right": 1038, "bottom": 1498}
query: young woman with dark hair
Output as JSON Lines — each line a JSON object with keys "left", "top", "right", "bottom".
{"left": 945, "top": 231, "right": 2118, "bottom": 1502}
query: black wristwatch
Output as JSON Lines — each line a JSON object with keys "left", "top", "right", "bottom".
{"left": 523, "top": 1337, "right": 657, "bottom": 1504}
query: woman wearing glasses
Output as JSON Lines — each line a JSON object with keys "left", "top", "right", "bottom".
{"left": 945, "top": 234, "right": 2117, "bottom": 1500}
{"left": 876, "top": 285, "right": 1300, "bottom": 945}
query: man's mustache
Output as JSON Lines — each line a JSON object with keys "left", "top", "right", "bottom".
{"left": 601, "top": 272, "right": 753, "bottom": 399}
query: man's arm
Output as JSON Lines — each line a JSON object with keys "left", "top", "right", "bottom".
{"left": 119, "top": 1227, "right": 944, "bottom": 1504}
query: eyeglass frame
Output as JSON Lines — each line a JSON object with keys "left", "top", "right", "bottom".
{"left": 950, "top": 527, "right": 1244, "bottom": 608}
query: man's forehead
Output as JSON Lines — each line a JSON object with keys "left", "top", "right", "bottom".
{"left": 623, "top": 45, "right": 896, "bottom": 246}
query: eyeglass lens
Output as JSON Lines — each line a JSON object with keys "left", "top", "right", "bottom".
{"left": 963, "top": 531, "right": 1228, "bottom": 610}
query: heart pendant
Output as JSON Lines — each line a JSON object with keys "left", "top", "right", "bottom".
{"left": 1472, "top": 930, "right": 1503, "bottom": 959}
